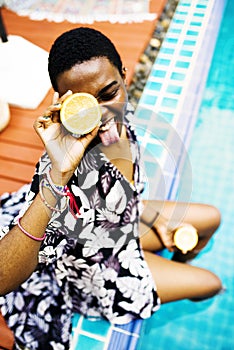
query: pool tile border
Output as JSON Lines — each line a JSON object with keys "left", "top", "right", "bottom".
{"left": 135, "top": 0, "right": 226, "bottom": 200}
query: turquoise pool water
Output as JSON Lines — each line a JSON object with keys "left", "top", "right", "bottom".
{"left": 137, "top": 0, "right": 234, "bottom": 349}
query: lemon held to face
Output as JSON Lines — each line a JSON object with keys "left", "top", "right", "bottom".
{"left": 60, "top": 92, "right": 121, "bottom": 146}
{"left": 60, "top": 92, "right": 102, "bottom": 136}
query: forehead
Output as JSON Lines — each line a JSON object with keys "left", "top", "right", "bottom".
{"left": 57, "top": 57, "right": 121, "bottom": 96}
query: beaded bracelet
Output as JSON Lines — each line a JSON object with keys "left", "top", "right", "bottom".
{"left": 45, "top": 170, "right": 80, "bottom": 217}
{"left": 17, "top": 217, "right": 46, "bottom": 242}
{"left": 46, "top": 170, "right": 68, "bottom": 196}
{"left": 41, "top": 169, "right": 80, "bottom": 217}
{"left": 39, "top": 178, "right": 69, "bottom": 212}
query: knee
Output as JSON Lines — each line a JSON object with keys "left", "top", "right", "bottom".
{"left": 203, "top": 204, "right": 221, "bottom": 232}
{"left": 207, "top": 205, "right": 221, "bottom": 232}
{"left": 191, "top": 271, "right": 223, "bottom": 302}
{"left": 208, "top": 271, "right": 223, "bottom": 296}
{"left": 200, "top": 271, "right": 223, "bottom": 300}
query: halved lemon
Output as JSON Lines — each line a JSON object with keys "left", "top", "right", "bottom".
{"left": 173, "top": 225, "right": 198, "bottom": 254}
{"left": 60, "top": 92, "right": 101, "bottom": 135}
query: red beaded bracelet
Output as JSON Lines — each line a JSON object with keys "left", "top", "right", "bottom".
{"left": 17, "top": 217, "right": 46, "bottom": 242}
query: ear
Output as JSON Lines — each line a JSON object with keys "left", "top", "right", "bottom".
{"left": 122, "top": 67, "right": 128, "bottom": 83}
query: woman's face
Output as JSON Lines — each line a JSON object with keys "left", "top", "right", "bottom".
{"left": 56, "top": 57, "right": 128, "bottom": 144}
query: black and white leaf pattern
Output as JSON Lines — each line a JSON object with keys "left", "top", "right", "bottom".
{"left": 101, "top": 172, "right": 112, "bottom": 194}
{"left": 0, "top": 109, "right": 159, "bottom": 349}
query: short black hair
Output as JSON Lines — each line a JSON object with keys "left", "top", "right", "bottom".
{"left": 48, "top": 27, "right": 123, "bottom": 91}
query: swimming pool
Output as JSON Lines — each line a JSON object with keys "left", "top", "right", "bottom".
{"left": 136, "top": 0, "right": 234, "bottom": 349}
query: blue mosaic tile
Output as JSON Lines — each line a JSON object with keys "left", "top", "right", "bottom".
{"left": 161, "top": 97, "right": 178, "bottom": 109}
{"left": 179, "top": 49, "right": 193, "bottom": 57}
{"left": 151, "top": 69, "right": 166, "bottom": 78}
{"left": 81, "top": 318, "right": 110, "bottom": 337}
{"left": 196, "top": 4, "right": 207, "bottom": 9}
{"left": 168, "top": 28, "right": 182, "bottom": 34}
{"left": 164, "top": 37, "right": 179, "bottom": 45}
{"left": 136, "top": 107, "right": 155, "bottom": 121}
{"left": 183, "top": 39, "right": 196, "bottom": 46}
{"left": 135, "top": 126, "right": 146, "bottom": 137}
{"left": 72, "top": 313, "right": 81, "bottom": 328}
{"left": 194, "top": 12, "right": 205, "bottom": 17}
{"left": 175, "top": 60, "right": 190, "bottom": 68}
{"left": 145, "top": 143, "right": 163, "bottom": 158}
{"left": 157, "top": 58, "right": 171, "bottom": 66}
{"left": 141, "top": 94, "right": 157, "bottom": 105}
{"left": 160, "top": 47, "right": 175, "bottom": 54}
{"left": 186, "top": 29, "right": 199, "bottom": 36}
{"left": 150, "top": 127, "right": 170, "bottom": 141}
{"left": 170, "top": 72, "right": 186, "bottom": 81}
{"left": 143, "top": 160, "right": 159, "bottom": 178}
{"left": 190, "top": 21, "right": 202, "bottom": 27}
{"left": 179, "top": 2, "right": 191, "bottom": 7}
{"left": 173, "top": 19, "right": 185, "bottom": 24}
{"left": 145, "top": 81, "right": 162, "bottom": 91}
{"left": 158, "top": 111, "right": 175, "bottom": 122}
{"left": 166, "top": 85, "right": 182, "bottom": 94}
{"left": 74, "top": 335, "right": 105, "bottom": 350}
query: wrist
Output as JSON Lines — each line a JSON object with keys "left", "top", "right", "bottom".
{"left": 141, "top": 211, "right": 159, "bottom": 228}
{"left": 49, "top": 168, "right": 74, "bottom": 186}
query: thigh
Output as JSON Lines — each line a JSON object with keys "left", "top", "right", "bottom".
{"left": 139, "top": 221, "right": 164, "bottom": 252}
{"left": 144, "top": 251, "right": 222, "bottom": 303}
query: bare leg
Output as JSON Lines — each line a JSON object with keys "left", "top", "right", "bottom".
{"left": 143, "top": 251, "right": 222, "bottom": 303}
{"left": 140, "top": 200, "right": 221, "bottom": 260}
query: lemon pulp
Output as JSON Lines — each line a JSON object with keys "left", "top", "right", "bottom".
{"left": 173, "top": 226, "right": 198, "bottom": 254}
{"left": 60, "top": 92, "right": 101, "bottom": 135}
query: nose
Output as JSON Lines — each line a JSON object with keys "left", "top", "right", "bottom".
{"left": 100, "top": 105, "right": 116, "bottom": 126}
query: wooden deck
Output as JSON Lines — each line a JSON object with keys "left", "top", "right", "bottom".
{"left": 0, "top": 2, "right": 166, "bottom": 194}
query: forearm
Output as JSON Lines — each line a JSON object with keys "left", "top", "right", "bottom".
{"left": 0, "top": 191, "right": 54, "bottom": 295}
{"left": 140, "top": 199, "right": 159, "bottom": 228}
{"left": 140, "top": 199, "right": 175, "bottom": 252}
{"left": 0, "top": 98, "right": 98, "bottom": 295}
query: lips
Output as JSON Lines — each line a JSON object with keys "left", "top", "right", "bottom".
{"left": 98, "top": 118, "right": 120, "bottom": 146}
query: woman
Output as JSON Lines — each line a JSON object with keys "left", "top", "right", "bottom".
{"left": 0, "top": 27, "right": 222, "bottom": 349}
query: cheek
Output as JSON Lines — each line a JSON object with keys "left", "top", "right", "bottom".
{"left": 119, "top": 85, "right": 128, "bottom": 103}
{"left": 114, "top": 88, "right": 128, "bottom": 118}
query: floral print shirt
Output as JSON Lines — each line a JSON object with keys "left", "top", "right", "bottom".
{"left": 0, "top": 105, "right": 160, "bottom": 350}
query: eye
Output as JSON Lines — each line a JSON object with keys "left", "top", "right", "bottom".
{"left": 98, "top": 88, "right": 119, "bottom": 102}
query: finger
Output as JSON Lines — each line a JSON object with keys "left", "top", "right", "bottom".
{"left": 80, "top": 125, "right": 99, "bottom": 148}
{"left": 33, "top": 115, "right": 52, "bottom": 134}
{"left": 52, "top": 91, "right": 60, "bottom": 105}
{"left": 44, "top": 90, "right": 72, "bottom": 119}
{"left": 43, "top": 90, "right": 72, "bottom": 118}
{"left": 157, "top": 224, "right": 173, "bottom": 250}
{"left": 60, "top": 90, "right": 73, "bottom": 102}
{"left": 43, "top": 103, "right": 61, "bottom": 116}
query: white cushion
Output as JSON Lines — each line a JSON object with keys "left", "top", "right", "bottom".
{"left": 0, "top": 98, "right": 10, "bottom": 131}
{"left": 0, "top": 35, "right": 51, "bottom": 109}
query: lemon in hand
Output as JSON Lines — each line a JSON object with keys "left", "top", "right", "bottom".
{"left": 173, "top": 225, "right": 198, "bottom": 254}
{"left": 60, "top": 92, "right": 101, "bottom": 135}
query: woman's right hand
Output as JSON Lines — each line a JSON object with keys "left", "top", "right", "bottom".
{"left": 34, "top": 91, "right": 99, "bottom": 184}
